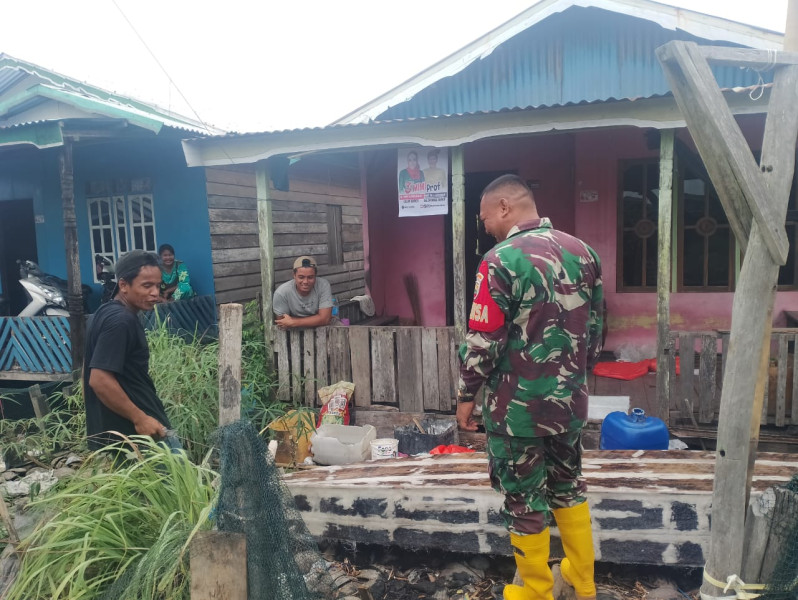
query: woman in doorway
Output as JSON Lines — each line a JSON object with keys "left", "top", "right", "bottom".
{"left": 158, "top": 244, "right": 195, "bottom": 301}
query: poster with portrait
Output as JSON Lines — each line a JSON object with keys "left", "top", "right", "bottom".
{"left": 397, "top": 147, "right": 449, "bottom": 217}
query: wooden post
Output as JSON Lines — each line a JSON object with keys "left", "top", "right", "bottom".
{"left": 28, "top": 384, "right": 50, "bottom": 420}
{"left": 189, "top": 531, "right": 247, "bottom": 600}
{"left": 255, "top": 162, "right": 275, "bottom": 348}
{"left": 59, "top": 138, "right": 85, "bottom": 378}
{"left": 218, "top": 303, "right": 243, "bottom": 427}
{"left": 451, "top": 145, "right": 467, "bottom": 343}
{"left": 656, "top": 129, "right": 674, "bottom": 423}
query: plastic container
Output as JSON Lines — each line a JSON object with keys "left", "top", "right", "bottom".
{"left": 394, "top": 418, "right": 458, "bottom": 455}
{"left": 599, "top": 408, "right": 669, "bottom": 450}
{"left": 370, "top": 438, "right": 399, "bottom": 460}
{"left": 310, "top": 424, "right": 376, "bottom": 465}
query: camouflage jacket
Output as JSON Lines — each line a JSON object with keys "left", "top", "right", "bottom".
{"left": 458, "top": 218, "right": 603, "bottom": 438}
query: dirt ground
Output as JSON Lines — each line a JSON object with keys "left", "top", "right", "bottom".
{"left": 323, "top": 541, "right": 703, "bottom": 599}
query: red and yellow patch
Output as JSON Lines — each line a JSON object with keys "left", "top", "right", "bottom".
{"left": 469, "top": 261, "right": 505, "bottom": 332}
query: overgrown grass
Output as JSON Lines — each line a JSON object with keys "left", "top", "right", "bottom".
{"left": 1, "top": 301, "right": 290, "bottom": 465}
{"left": 5, "top": 438, "right": 216, "bottom": 600}
{"left": 150, "top": 301, "right": 288, "bottom": 462}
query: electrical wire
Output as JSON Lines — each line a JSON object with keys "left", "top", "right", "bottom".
{"left": 110, "top": 0, "right": 238, "bottom": 164}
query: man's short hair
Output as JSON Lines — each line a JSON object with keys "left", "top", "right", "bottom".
{"left": 482, "top": 174, "right": 533, "bottom": 198}
{"left": 113, "top": 250, "right": 160, "bottom": 297}
{"left": 427, "top": 149, "right": 440, "bottom": 158}
{"left": 293, "top": 256, "right": 318, "bottom": 272}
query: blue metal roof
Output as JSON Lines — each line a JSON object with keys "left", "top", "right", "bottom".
{"left": 376, "top": 6, "right": 771, "bottom": 121}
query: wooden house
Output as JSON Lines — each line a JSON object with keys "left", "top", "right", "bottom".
{"left": 182, "top": 0, "right": 797, "bottom": 433}
{"left": 0, "top": 54, "right": 219, "bottom": 380}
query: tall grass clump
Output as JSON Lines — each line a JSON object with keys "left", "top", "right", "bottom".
{"left": 148, "top": 301, "right": 283, "bottom": 462}
{"left": 6, "top": 438, "right": 215, "bottom": 600}
{"left": 147, "top": 326, "right": 221, "bottom": 463}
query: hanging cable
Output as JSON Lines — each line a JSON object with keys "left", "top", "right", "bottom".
{"left": 111, "top": 0, "right": 238, "bottom": 165}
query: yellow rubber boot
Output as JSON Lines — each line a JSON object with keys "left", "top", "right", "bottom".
{"left": 503, "top": 528, "right": 554, "bottom": 600}
{"left": 552, "top": 502, "right": 596, "bottom": 599}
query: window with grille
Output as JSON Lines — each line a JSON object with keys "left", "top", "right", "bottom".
{"left": 87, "top": 178, "right": 156, "bottom": 282}
{"left": 617, "top": 154, "right": 798, "bottom": 292}
{"left": 617, "top": 160, "right": 659, "bottom": 290}
{"left": 678, "top": 164, "right": 734, "bottom": 291}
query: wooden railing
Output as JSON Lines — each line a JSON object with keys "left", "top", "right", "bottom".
{"left": 0, "top": 317, "right": 71, "bottom": 380}
{"left": 666, "top": 329, "right": 798, "bottom": 427}
{"left": 0, "top": 297, "right": 219, "bottom": 381}
{"left": 273, "top": 325, "right": 459, "bottom": 411}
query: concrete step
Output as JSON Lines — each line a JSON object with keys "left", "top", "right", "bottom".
{"left": 284, "top": 449, "right": 798, "bottom": 567}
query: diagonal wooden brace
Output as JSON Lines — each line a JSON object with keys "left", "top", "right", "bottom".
{"left": 657, "top": 41, "right": 789, "bottom": 265}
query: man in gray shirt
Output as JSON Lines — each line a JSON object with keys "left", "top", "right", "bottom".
{"left": 273, "top": 256, "right": 334, "bottom": 329}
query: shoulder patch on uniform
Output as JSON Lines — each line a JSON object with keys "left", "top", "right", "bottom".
{"left": 469, "top": 261, "right": 505, "bottom": 332}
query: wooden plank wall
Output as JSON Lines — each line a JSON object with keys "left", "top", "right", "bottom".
{"left": 275, "top": 325, "right": 458, "bottom": 413}
{"left": 205, "top": 158, "right": 366, "bottom": 305}
{"left": 666, "top": 330, "right": 798, "bottom": 428}
{"left": 206, "top": 166, "right": 262, "bottom": 304}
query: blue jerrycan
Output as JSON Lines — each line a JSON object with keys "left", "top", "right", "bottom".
{"left": 599, "top": 408, "right": 669, "bottom": 450}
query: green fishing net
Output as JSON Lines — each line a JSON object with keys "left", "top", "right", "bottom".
{"left": 215, "top": 420, "right": 334, "bottom": 600}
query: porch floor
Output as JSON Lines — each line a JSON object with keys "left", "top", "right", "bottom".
{"left": 284, "top": 450, "right": 798, "bottom": 567}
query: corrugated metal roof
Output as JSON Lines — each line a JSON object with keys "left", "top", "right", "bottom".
{"left": 0, "top": 53, "right": 223, "bottom": 136}
{"left": 335, "top": 0, "right": 782, "bottom": 125}
{"left": 376, "top": 7, "right": 771, "bottom": 121}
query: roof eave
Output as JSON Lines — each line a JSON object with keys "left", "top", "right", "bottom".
{"left": 183, "top": 91, "right": 769, "bottom": 167}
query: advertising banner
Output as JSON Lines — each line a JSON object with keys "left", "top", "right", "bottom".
{"left": 397, "top": 147, "right": 449, "bottom": 217}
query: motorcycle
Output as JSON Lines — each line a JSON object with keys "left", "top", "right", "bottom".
{"left": 94, "top": 255, "right": 116, "bottom": 305}
{"left": 17, "top": 260, "right": 91, "bottom": 317}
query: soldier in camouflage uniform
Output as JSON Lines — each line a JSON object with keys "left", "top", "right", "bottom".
{"left": 457, "top": 175, "right": 604, "bottom": 600}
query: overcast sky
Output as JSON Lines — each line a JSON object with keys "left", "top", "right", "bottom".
{"left": 1, "top": 0, "right": 789, "bottom": 133}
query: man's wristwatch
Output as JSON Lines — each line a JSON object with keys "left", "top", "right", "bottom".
{"left": 457, "top": 390, "right": 475, "bottom": 403}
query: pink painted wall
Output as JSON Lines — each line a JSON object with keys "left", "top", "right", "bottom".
{"left": 573, "top": 124, "right": 798, "bottom": 353}
{"left": 365, "top": 149, "right": 448, "bottom": 326}
{"left": 363, "top": 121, "right": 798, "bottom": 344}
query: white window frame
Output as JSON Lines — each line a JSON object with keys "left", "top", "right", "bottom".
{"left": 88, "top": 198, "right": 116, "bottom": 284}
{"left": 127, "top": 194, "right": 157, "bottom": 254}
{"left": 87, "top": 188, "right": 158, "bottom": 282}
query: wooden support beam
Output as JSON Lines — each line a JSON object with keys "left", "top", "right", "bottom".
{"left": 255, "top": 162, "right": 275, "bottom": 347}
{"left": 218, "top": 303, "right": 243, "bottom": 426}
{"left": 685, "top": 35, "right": 798, "bottom": 600}
{"left": 190, "top": 531, "right": 247, "bottom": 600}
{"left": 658, "top": 41, "right": 789, "bottom": 264}
{"left": 59, "top": 138, "right": 85, "bottom": 378}
{"left": 451, "top": 146, "right": 466, "bottom": 343}
{"left": 656, "top": 129, "right": 674, "bottom": 423}
{"left": 699, "top": 46, "right": 798, "bottom": 67}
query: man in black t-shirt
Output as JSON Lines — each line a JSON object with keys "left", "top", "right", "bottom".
{"left": 84, "top": 250, "right": 171, "bottom": 449}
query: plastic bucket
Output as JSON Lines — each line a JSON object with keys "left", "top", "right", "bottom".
{"left": 370, "top": 438, "right": 398, "bottom": 460}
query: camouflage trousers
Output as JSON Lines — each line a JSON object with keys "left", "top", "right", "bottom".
{"left": 486, "top": 429, "right": 587, "bottom": 535}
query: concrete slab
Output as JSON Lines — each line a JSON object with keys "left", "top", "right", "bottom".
{"left": 284, "top": 450, "right": 798, "bottom": 566}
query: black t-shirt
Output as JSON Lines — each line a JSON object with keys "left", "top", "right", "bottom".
{"left": 83, "top": 300, "right": 171, "bottom": 449}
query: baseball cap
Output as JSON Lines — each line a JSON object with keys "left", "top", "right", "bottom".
{"left": 293, "top": 256, "right": 318, "bottom": 270}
